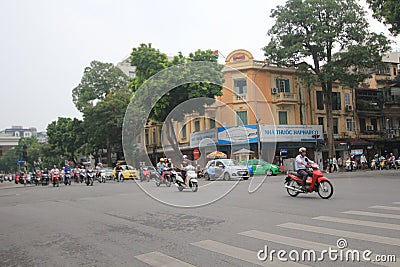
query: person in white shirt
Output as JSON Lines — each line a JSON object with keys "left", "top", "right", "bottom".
{"left": 295, "top": 147, "right": 314, "bottom": 191}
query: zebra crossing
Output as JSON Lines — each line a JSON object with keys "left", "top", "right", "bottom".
{"left": 134, "top": 202, "right": 400, "bottom": 266}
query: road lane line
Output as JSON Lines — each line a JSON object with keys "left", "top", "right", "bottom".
{"left": 313, "top": 216, "right": 400, "bottom": 231}
{"left": 191, "top": 240, "right": 308, "bottom": 267}
{"left": 369, "top": 205, "right": 400, "bottom": 211}
{"left": 342, "top": 210, "right": 400, "bottom": 220}
{"left": 278, "top": 222, "right": 400, "bottom": 246}
{"left": 135, "top": 251, "right": 195, "bottom": 267}
{"left": 239, "top": 230, "right": 399, "bottom": 267}
{"left": 393, "top": 202, "right": 400, "bottom": 205}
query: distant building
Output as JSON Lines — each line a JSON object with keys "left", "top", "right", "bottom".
{"left": 0, "top": 133, "right": 19, "bottom": 157}
{"left": 3, "top": 126, "right": 37, "bottom": 138}
{"left": 36, "top": 131, "right": 47, "bottom": 144}
{"left": 116, "top": 57, "right": 136, "bottom": 78}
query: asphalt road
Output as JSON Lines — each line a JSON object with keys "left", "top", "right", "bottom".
{"left": 0, "top": 170, "right": 399, "bottom": 267}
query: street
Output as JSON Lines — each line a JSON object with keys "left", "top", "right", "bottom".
{"left": 0, "top": 170, "right": 399, "bottom": 267}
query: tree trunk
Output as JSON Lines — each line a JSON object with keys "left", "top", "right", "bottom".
{"left": 165, "top": 120, "right": 182, "bottom": 162}
{"left": 106, "top": 136, "right": 112, "bottom": 166}
{"left": 322, "top": 81, "right": 335, "bottom": 158}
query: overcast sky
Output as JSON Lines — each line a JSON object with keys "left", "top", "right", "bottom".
{"left": 0, "top": 0, "right": 399, "bottom": 132}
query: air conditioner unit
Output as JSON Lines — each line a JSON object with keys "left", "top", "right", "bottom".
{"left": 346, "top": 105, "right": 353, "bottom": 112}
{"left": 271, "top": 88, "right": 278, "bottom": 94}
{"left": 367, "top": 125, "right": 374, "bottom": 131}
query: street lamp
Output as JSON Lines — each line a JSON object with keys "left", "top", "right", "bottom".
{"left": 253, "top": 62, "right": 267, "bottom": 160}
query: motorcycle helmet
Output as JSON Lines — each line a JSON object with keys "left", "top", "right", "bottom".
{"left": 299, "top": 147, "right": 307, "bottom": 153}
{"left": 160, "top": 158, "right": 165, "bottom": 162}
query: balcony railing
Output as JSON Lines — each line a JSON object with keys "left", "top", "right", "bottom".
{"left": 233, "top": 93, "right": 247, "bottom": 102}
{"left": 273, "top": 92, "right": 298, "bottom": 103}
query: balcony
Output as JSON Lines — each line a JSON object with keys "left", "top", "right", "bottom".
{"left": 375, "top": 73, "right": 392, "bottom": 81}
{"left": 356, "top": 99, "right": 381, "bottom": 112}
{"left": 272, "top": 92, "right": 298, "bottom": 105}
{"left": 233, "top": 93, "right": 247, "bottom": 102}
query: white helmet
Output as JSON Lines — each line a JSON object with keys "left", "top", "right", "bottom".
{"left": 183, "top": 155, "right": 188, "bottom": 159}
{"left": 299, "top": 147, "right": 307, "bottom": 153}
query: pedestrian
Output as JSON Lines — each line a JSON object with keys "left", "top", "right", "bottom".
{"left": 360, "top": 154, "right": 367, "bottom": 169}
{"left": 332, "top": 156, "right": 339, "bottom": 172}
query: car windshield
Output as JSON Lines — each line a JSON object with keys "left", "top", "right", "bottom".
{"left": 127, "top": 166, "right": 135, "bottom": 170}
{"left": 221, "top": 159, "right": 239, "bottom": 166}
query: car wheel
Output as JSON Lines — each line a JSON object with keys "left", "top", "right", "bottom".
{"left": 223, "top": 173, "right": 230, "bottom": 181}
{"left": 266, "top": 169, "right": 273, "bottom": 176}
{"left": 204, "top": 173, "right": 210, "bottom": 181}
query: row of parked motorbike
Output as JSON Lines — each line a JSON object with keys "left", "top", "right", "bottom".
{"left": 30, "top": 169, "right": 110, "bottom": 187}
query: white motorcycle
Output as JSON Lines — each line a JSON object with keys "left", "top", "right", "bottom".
{"left": 173, "top": 166, "right": 198, "bottom": 192}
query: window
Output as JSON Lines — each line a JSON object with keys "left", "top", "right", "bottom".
{"left": 332, "top": 92, "right": 341, "bottom": 110}
{"left": 181, "top": 124, "right": 187, "bottom": 139}
{"left": 152, "top": 129, "right": 156, "bottom": 144}
{"left": 194, "top": 120, "right": 200, "bottom": 132}
{"left": 209, "top": 118, "right": 215, "bottom": 129}
{"left": 394, "top": 67, "right": 397, "bottom": 76}
{"left": 316, "top": 91, "right": 324, "bottom": 110}
{"left": 318, "top": 117, "right": 325, "bottom": 133}
{"left": 15, "top": 132, "right": 20, "bottom": 137}
{"left": 333, "top": 118, "right": 339, "bottom": 134}
{"left": 278, "top": 111, "right": 288, "bottom": 125}
{"left": 276, "top": 79, "right": 290, "bottom": 92}
{"left": 234, "top": 79, "right": 247, "bottom": 95}
{"left": 359, "top": 118, "right": 366, "bottom": 133}
{"left": 236, "top": 111, "right": 248, "bottom": 126}
{"left": 24, "top": 132, "right": 32, "bottom": 137}
{"left": 145, "top": 131, "right": 149, "bottom": 145}
{"left": 371, "top": 119, "right": 377, "bottom": 132}
{"left": 346, "top": 119, "right": 355, "bottom": 132}
{"left": 344, "top": 93, "right": 350, "bottom": 105}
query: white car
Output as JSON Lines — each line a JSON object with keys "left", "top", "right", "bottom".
{"left": 204, "top": 159, "right": 249, "bottom": 181}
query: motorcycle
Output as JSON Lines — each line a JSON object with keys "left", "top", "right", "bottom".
{"left": 284, "top": 163, "right": 333, "bottom": 199}
{"left": 52, "top": 173, "right": 60, "bottom": 187}
{"left": 172, "top": 167, "right": 198, "bottom": 192}
{"left": 85, "top": 169, "right": 94, "bottom": 186}
{"left": 64, "top": 171, "right": 72, "bottom": 186}
{"left": 370, "top": 159, "right": 378, "bottom": 170}
{"left": 115, "top": 171, "right": 124, "bottom": 182}
{"left": 140, "top": 167, "right": 150, "bottom": 182}
{"left": 155, "top": 167, "right": 171, "bottom": 187}
{"left": 41, "top": 173, "right": 49, "bottom": 186}
{"left": 97, "top": 169, "right": 106, "bottom": 183}
{"left": 34, "top": 173, "right": 41, "bottom": 186}
{"left": 345, "top": 160, "right": 357, "bottom": 171}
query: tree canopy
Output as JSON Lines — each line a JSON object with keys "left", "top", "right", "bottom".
{"left": 263, "top": 0, "right": 390, "bottom": 157}
{"left": 367, "top": 0, "right": 400, "bottom": 36}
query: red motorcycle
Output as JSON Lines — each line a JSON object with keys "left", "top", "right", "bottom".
{"left": 52, "top": 173, "right": 60, "bottom": 187}
{"left": 284, "top": 163, "right": 333, "bottom": 199}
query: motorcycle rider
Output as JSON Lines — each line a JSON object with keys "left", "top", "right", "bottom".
{"left": 181, "top": 155, "right": 189, "bottom": 185}
{"left": 156, "top": 158, "right": 166, "bottom": 182}
{"left": 115, "top": 162, "right": 123, "bottom": 181}
{"left": 295, "top": 147, "right": 314, "bottom": 192}
{"left": 64, "top": 164, "right": 71, "bottom": 182}
{"left": 50, "top": 165, "right": 60, "bottom": 184}
{"left": 388, "top": 153, "right": 396, "bottom": 169}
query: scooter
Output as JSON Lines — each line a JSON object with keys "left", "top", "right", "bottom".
{"left": 52, "top": 173, "right": 60, "bottom": 187}
{"left": 172, "top": 166, "right": 198, "bottom": 192}
{"left": 42, "top": 173, "right": 49, "bottom": 186}
{"left": 64, "top": 171, "right": 72, "bottom": 186}
{"left": 345, "top": 160, "right": 357, "bottom": 171}
{"left": 284, "top": 163, "right": 333, "bottom": 199}
{"left": 140, "top": 167, "right": 150, "bottom": 182}
{"left": 155, "top": 168, "right": 171, "bottom": 187}
{"left": 85, "top": 169, "right": 94, "bottom": 186}
{"left": 97, "top": 170, "right": 106, "bottom": 183}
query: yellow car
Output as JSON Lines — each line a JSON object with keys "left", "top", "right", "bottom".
{"left": 113, "top": 165, "right": 139, "bottom": 179}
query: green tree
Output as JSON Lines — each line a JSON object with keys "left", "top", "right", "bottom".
{"left": 367, "top": 0, "right": 400, "bottom": 36}
{"left": 83, "top": 89, "right": 131, "bottom": 165}
{"left": 46, "top": 117, "right": 86, "bottom": 164}
{"left": 263, "top": 0, "right": 390, "bottom": 157}
{"left": 129, "top": 45, "right": 223, "bottom": 155}
{"left": 0, "top": 137, "right": 41, "bottom": 172}
{"left": 72, "top": 60, "right": 129, "bottom": 112}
